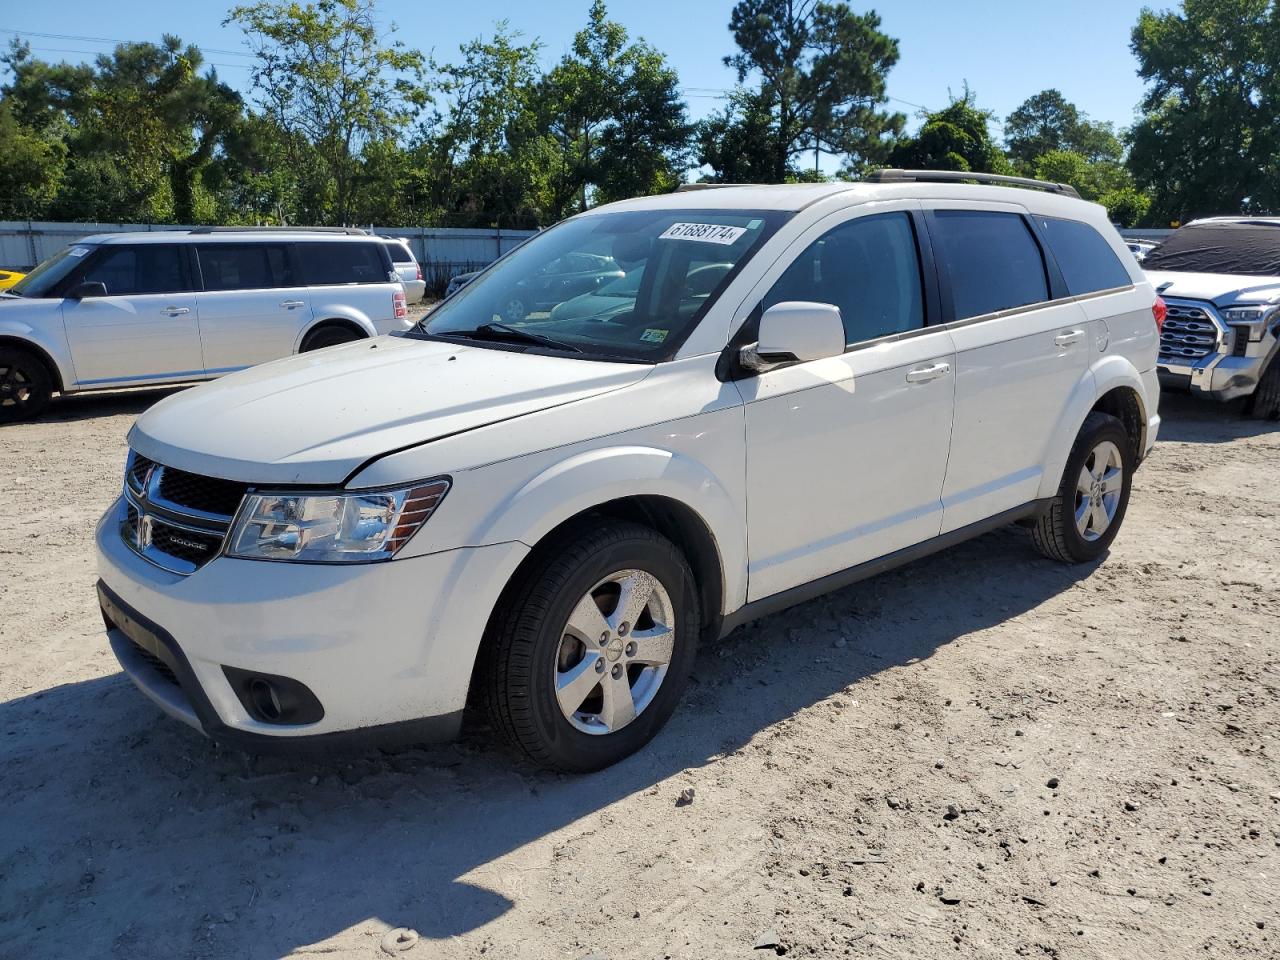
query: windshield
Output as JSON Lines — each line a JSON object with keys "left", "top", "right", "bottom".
{"left": 9, "top": 245, "right": 95, "bottom": 297}
{"left": 421, "top": 209, "right": 788, "bottom": 361}
{"left": 1142, "top": 223, "right": 1280, "bottom": 276}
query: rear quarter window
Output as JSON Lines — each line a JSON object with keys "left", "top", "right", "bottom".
{"left": 299, "top": 242, "right": 390, "bottom": 285}
{"left": 386, "top": 243, "right": 415, "bottom": 265}
{"left": 1038, "top": 217, "right": 1132, "bottom": 296}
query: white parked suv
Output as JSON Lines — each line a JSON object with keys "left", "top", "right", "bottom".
{"left": 0, "top": 227, "right": 411, "bottom": 421}
{"left": 95, "top": 172, "right": 1162, "bottom": 771}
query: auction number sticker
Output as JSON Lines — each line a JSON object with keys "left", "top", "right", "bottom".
{"left": 659, "top": 222, "right": 748, "bottom": 245}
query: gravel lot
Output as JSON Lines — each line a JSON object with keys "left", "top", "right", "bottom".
{"left": 1, "top": 385, "right": 1276, "bottom": 960}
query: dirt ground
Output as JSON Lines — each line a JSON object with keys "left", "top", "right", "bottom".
{"left": 1, "top": 385, "right": 1276, "bottom": 960}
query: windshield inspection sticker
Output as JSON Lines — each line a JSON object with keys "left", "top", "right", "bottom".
{"left": 659, "top": 222, "right": 748, "bottom": 245}
{"left": 640, "top": 328, "right": 669, "bottom": 343}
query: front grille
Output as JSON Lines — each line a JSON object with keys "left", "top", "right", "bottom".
{"left": 120, "top": 451, "right": 249, "bottom": 575}
{"left": 1159, "top": 301, "right": 1223, "bottom": 365}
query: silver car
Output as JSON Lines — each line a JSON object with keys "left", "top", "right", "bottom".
{"left": 383, "top": 238, "right": 426, "bottom": 304}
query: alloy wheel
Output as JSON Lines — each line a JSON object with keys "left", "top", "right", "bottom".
{"left": 1074, "top": 440, "right": 1124, "bottom": 541}
{"left": 553, "top": 569, "right": 675, "bottom": 735}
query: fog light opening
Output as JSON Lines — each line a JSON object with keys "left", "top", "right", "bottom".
{"left": 248, "top": 678, "right": 283, "bottom": 721}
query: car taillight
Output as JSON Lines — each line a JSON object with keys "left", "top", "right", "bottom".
{"left": 1152, "top": 296, "right": 1167, "bottom": 332}
{"left": 393, "top": 290, "right": 407, "bottom": 320}
{"left": 416, "top": 264, "right": 423, "bottom": 282}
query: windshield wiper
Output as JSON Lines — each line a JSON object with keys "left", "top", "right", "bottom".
{"left": 445, "top": 321, "right": 583, "bottom": 353}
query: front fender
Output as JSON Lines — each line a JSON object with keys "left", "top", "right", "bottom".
{"left": 402, "top": 443, "right": 747, "bottom": 616}
{"left": 0, "top": 311, "right": 75, "bottom": 390}
{"left": 1036, "top": 355, "right": 1153, "bottom": 500}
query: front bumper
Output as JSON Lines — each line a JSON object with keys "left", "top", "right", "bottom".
{"left": 1158, "top": 353, "right": 1265, "bottom": 402}
{"left": 95, "top": 498, "right": 529, "bottom": 749}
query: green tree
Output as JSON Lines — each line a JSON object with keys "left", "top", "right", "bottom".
{"left": 426, "top": 24, "right": 551, "bottom": 227}
{"left": 1004, "top": 89, "right": 1123, "bottom": 166}
{"left": 537, "top": 1, "right": 692, "bottom": 217}
{"left": 1128, "top": 0, "right": 1280, "bottom": 223}
{"left": 227, "top": 0, "right": 429, "bottom": 224}
{"left": 887, "top": 90, "right": 1011, "bottom": 174}
{"left": 0, "top": 99, "right": 65, "bottom": 218}
{"left": 697, "top": 87, "right": 783, "bottom": 182}
{"left": 723, "top": 0, "right": 903, "bottom": 180}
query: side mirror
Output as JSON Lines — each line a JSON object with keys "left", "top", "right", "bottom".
{"left": 741, "top": 301, "right": 845, "bottom": 372}
{"left": 67, "top": 281, "right": 108, "bottom": 300}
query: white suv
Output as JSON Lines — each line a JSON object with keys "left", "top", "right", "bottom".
{"left": 94, "top": 172, "right": 1161, "bottom": 771}
{"left": 0, "top": 228, "right": 411, "bottom": 420}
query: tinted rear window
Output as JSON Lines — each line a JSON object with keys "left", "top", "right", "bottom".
{"left": 931, "top": 211, "right": 1049, "bottom": 320}
{"left": 385, "top": 242, "right": 414, "bottom": 265}
{"left": 198, "top": 244, "right": 294, "bottom": 291}
{"left": 299, "top": 242, "right": 389, "bottom": 285}
{"left": 1038, "top": 217, "right": 1131, "bottom": 295}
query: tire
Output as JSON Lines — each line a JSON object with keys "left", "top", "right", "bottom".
{"left": 1247, "top": 357, "right": 1280, "bottom": 420}
{"left": 0, "top": 346, "right": 53, "bottom": 423}
{"left": 301, "top": 325, "right": 362, "bottom": 352}
{"left": 478, "top": 520, "right": 700, "bottom": 772}
{"left": 1031, "top": 411, "right": 1134, "bottom": 564}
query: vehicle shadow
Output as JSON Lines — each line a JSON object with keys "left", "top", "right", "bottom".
{"left": 1156, "top": 390, "right": 1277, "bottom": 443}
{"left": 0, "top": 527, "right": 1097, "bottom": 959}
{"left": 36, "top": 386, "right": 186, "bottom": 424}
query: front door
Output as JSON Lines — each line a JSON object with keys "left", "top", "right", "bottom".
{"left": 739, "top": 208, "right": 957, "bottom": 602}
{"left": 61, "top": 244, "right": 203, "bottom": 387}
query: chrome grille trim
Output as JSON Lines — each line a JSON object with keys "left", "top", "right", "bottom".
{"left": 1158, "top": 298, "right": 1226, "bottom": 367}
{"left": 119, "top": 451, "right": 248, "bottom": 575}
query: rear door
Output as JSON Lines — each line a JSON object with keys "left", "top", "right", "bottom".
{"left": 740, "top": 206, "right": 958, "bottom": 601}
{"left": 60, "top": 243, "right": 203, "bottom": 387}
{"left": 194, "top": 242, "right": 311, "bottom": 371}
{"left": 926, "top": 204, "right": 1092, "bottom": 532}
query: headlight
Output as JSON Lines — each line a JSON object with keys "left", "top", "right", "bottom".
{"left": 227, "top": 479, "right": 450, "bottom": 563}
{"left": 1223, "top": 306, "right": 1278, "bottom": 341}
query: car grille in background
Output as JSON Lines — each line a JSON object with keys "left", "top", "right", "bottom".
{"left": 1159, "top": 302, "right": 1222, "bottom": 365}
{"left": 120, "top": 452, "right": 250, "bottom": 575}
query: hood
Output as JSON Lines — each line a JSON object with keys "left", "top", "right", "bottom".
{"left": 1144, "top": 270, "right": 1280, "bottom": 308}
{"left": 129, "top": 335, "right": 651, "bottom": 484}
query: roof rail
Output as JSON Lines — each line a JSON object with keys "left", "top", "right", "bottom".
{"left": 186, "top": 225, "right": 369, "bottom": 235}
{"left": 674, "top": 182, "right": 759, "bottom": 192}
{"left": 865, "top": 168, "right": 1081, "bottom": 199}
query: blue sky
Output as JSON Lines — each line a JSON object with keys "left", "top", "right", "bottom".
{"left": 2, "top": 0, "right": 1159, "bottom": 138}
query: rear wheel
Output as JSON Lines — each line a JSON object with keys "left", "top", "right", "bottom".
{"left": 0, "top": 346, "right": 53, "bottom": 422}
{"left": 1247, "top": 357, "right": 1280, "bottom": 420}
{"left": 301, "top": 325, "right": 362, "bottom": 352}
{"left": 1031, "top": 411, "right": 1133, "bottom": 564}
{"left": 479, "top": 520, "right": 699, "bottom": 772}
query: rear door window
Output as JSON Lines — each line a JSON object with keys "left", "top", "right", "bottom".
{"left": 1037, "top": 217, "right": 1132, "bottom": 295}
{"left": 299, "top": 242, "right": 389, "bottom": 285}
{"left": 930, "top": 211, "right": 1049, "bottom": 320}
{"left": 78, "top": 244, "right": 189, "bottom": 296}
{"left": 197, "top": 244, "right": 294, "bottom": 291}
{"left": 763, "top": 211, "right": 925, "bottom": 346}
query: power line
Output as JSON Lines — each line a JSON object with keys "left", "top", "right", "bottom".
{"left": 19, "top": 44, "right": 251, "bottom": 69}
{"left": 0, "top": 27, "right": 255, "bottom": 58}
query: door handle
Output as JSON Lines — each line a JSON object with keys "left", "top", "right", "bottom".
{"left": 1054, "top": 330, "right": 1085, "bottom": 348}
{"left": 905, "top": 362, "right": 951, "bottom": 383}
{"left": 162, "top": 306, "right": 190, "bottom": 316}
{"left": 280, "top": 299, "right": 306, "bottom": 309}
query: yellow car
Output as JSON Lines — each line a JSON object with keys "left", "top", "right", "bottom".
{"left": 0, "top": 269, "right": 25, "bottom": 290}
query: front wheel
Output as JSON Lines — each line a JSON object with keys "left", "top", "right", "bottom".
{"left": 0, "top": 346, "right": 53, "bottom": 422}
{"left": 1247, "top": 357, "right": 1280, "bottom": 420}
{"left": 1031, "top": 411, "right": 1134, "bottom": 563}
{"left": 479, "top": 521, "right": 699, "bottom": 772}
